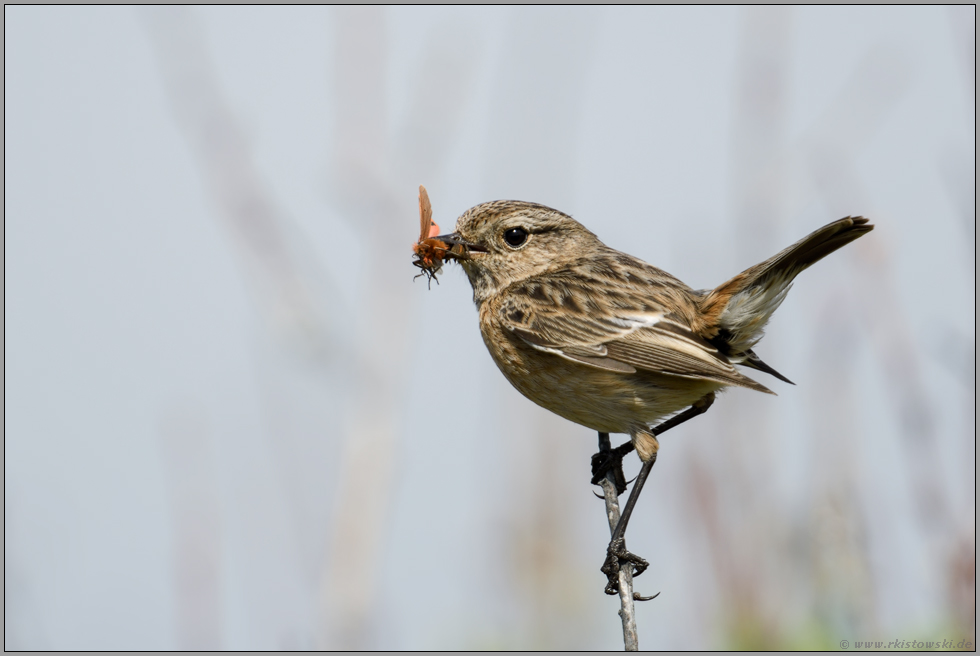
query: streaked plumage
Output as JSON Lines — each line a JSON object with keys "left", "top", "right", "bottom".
{"left": 435, "top": 200, "right": 872, "bottom": 460}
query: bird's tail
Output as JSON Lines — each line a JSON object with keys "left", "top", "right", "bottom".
{"left": 700, "top": 216, "right": 873, "bottom": 355}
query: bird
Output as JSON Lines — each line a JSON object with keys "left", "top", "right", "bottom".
{"left": 420, "top": 199, "right": 873, "bottom": 596}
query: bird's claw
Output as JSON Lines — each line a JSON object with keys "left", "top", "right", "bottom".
{"left": 600, "top": 537, "right": 650, "bottom": 596}
{"left": 591, "top": 443, "right": 634, "bottom": 495}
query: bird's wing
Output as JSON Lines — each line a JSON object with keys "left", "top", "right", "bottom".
{"left": 496, "top": 265, "right": 773, "bottom": 393}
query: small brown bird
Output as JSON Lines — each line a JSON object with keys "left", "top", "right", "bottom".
{"left": 423, "top": 200, "right": 872, "bottom": 595}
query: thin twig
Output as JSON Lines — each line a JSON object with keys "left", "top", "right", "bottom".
{"left": 598, "top": 433, "right": 639, "bottom": 651}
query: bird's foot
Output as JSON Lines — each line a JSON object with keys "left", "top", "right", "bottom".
{"left": 600, "top": 536, "right": 651, "bottom": 596}
{"left": 591, "top": 441, "right": 635, "bottom": 495}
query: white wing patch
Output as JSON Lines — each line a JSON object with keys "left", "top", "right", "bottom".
{"left": 607, "top": 311, "right": 664, "bottom": 330}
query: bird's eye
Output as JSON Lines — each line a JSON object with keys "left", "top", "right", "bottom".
{"left": 503, "top": 227, "right": 529, "bottom": 248}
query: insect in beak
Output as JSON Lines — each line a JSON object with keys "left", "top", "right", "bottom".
{"left": 412, "top": 185, "right": 487, "bottom": 285}
{"left": 413, "top": 185, "right": 479, "bottom": 287}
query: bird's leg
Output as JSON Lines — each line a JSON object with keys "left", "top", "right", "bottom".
{"left": 600, "top": 452, "right": 657, "bottom": 595}
{"left": 600, "top": 393, "right": 716, "bottom": 596}
{"left": 591, "top": 436, "right": 635, "bottom": 495}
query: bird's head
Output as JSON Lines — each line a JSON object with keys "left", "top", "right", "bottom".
{"left": 432, "top": 200, "right": 602, "bottom": 304}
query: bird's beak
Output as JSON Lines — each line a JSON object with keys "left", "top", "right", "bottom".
{"left": 432, "top": 233, "right": 488, "bottom": 258}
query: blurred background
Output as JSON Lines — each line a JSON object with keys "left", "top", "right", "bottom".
{"left": 4, "top": 6, "right": 975, "bottom": 650}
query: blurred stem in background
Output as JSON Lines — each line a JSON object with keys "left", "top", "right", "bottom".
{"left": 142, "top": 8, "right": 340, "bottom": 362}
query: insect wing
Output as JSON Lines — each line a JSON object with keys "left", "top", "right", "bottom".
{"left": 418, "top": 185, "right": 433, "bottom": 243}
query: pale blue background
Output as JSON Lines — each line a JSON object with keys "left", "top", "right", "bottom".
{"left": 5, "top": 6, "right": 975, "bottom": 650}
